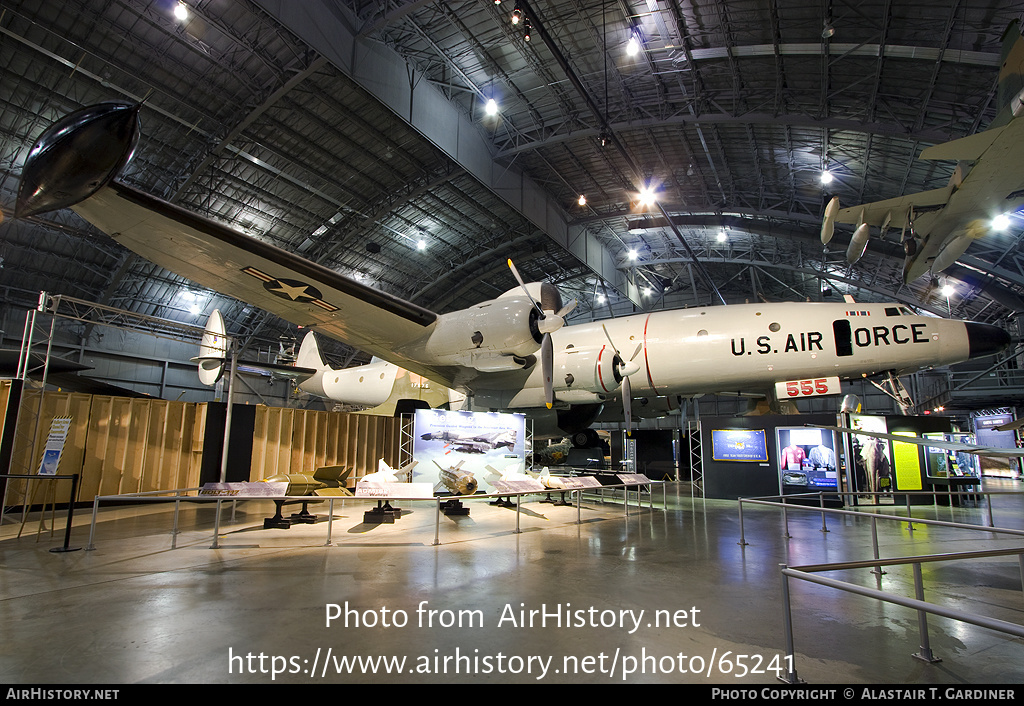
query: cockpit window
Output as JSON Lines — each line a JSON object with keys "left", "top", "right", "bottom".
{"left": 885, "top": 307, "right": 900, "bottom": 316}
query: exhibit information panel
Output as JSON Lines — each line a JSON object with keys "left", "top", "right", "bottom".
{"left": 413, "top": 408, "right": 527, "bottom": 492}
{"left": 711, "top": 429, "right": 768, "bottom": 462}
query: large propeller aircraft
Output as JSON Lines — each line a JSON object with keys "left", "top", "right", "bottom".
{"left": 820, "top": 21, "right": 1024, "bottom": 283}
{"left": 13, "top": 102, "right": 1014, "bottom": 440}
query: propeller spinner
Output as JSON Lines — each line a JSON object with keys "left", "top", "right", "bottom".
{"left": 507, "top": 259, "right": 577, "bottom": 408}
{"left": 602, "top": 324, "right": 643, "bottom": 435}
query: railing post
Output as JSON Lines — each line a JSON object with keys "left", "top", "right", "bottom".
{"left": 871, "top": 516, "right": 885, "bottom": 576}
{"left": 779, "top": 565, "right": 803, "bottom": 684}
{"left": 911, "top": 562, "right": 941, "bottom": 664}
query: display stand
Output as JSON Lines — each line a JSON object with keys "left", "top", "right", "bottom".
{"left": 263, "top": 499, "right": 320, "bottom": 529}
{"left": 363, "top": 500, "right": 402, "bottom": 523}
{"left": 439, "top": 496, "right": 470, "bottom": 515}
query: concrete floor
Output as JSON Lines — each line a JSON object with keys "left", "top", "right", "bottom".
{"left": 2, "top": 479, "right": 1023, "bottom": 685}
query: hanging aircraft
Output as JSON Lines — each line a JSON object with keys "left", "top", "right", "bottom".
{"left": 820, "top": 21, "right": 1024, "bottom": 283}
{"left": 13, "top": 102, "right": 1013, "bottom": 440}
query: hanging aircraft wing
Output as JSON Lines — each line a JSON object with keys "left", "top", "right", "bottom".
{"left": 833, "top": 186, "right": 953, "bottom": 228}
{"left": 70, "top": 181, "right": 469, "bottom": 389}
{"left": 813, "top": 425, "right": 1024, "bottom": 457}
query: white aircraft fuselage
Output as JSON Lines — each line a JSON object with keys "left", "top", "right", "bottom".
{"left": 13, "top": 101, "right": 1012, "bottom": 440}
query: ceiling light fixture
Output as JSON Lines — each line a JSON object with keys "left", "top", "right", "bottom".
{"left": 417, "top": 239, "right": 426, "bottom": 251}
{"left": 626, "top": 34, "right": 640, "bottom": 57}
{"left": 993, "top": 213, "right": 1011, "bottom": 230}
{"left": 174, "top": 2, "right": 188, "bottom": 21}
{"left": 485, "top": 98, "right": 498, "bottom": 116}
{"left": 822, "top": 20, "right": 835, "bottom": 39}
{"left": 637, "top": 185, "right": 656, "bottom": 207}
{"left": 820, "top": 170, "right": 834, "bottom": 185}
{"left": 511, "top": 6, "right": 521, "bottom": 25}
{"left": 627, "top": 248, "right": 638, "bottom": 260}
{"left": 523, "top": 19, "right": 532, "bottom": 41}
{"left": 577, "top": 194, "right": 586, "bottom": 206}
{"left": 717, "top": 230, "right": 727, "bottom": 242}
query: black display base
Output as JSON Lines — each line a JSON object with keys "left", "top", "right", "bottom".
{"left": 364, "top": 501, "right": 402, "bottom": 524}
{"left": 264, "top": 499, "right": 320, "bottom": 529}
{"left": 490, "top": 497, "right": 516, "bottom": 508}
{"left": 542, "top": 491, "right": 572, "bottom": 507}
{"left": 441, "top": 499, "right": 470, "bottom": 516}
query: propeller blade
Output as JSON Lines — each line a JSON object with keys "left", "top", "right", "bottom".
{"left": 541, "top": 333, "right": 554, "bottom": 409}
{"left": 556, "top": 298, "right": 577, "bottom": 318}
{"left": 622, "top": 374, "right": 632, "bottom": 436}
{"left": 507, "top": 259, "right": 544, "bottom": 317}
{"left": 601, "top": 323, "right": 618, "bottom": 354}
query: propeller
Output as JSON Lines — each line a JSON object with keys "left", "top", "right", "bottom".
{"left": 507, "top": 259, "right": 577, "bottom": 409}
{"left": 601, "top": 324, "right": 643, "bottom": 435}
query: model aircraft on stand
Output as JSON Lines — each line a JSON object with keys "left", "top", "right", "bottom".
{"left": 820, "top": 21, "right": 1024, "bottom": 283}
{"left": 13, "top": 102, "right": 1013, "bottom": 441}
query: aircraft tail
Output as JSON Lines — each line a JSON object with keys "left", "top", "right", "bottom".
{"left": 295, "top": 331, "right": 332, "bottom": 398}
{"left": 997, "top": 20, "right": 1024, "bottom": 119}
{"left": 296, "top": 331, "right": 329, "bottom": 371}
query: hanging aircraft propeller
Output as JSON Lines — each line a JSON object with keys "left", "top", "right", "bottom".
{"left": 601, "top": 324, "right": 643, "bottom": 435}
{"left": 507, "top": 259, "right": 577, "bottom": 409}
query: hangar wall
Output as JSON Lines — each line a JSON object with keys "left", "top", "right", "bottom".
{"left": 0, "top": 382, "right": 400, "bottom": 507}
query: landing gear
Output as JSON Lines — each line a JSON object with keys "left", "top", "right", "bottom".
{"left": 871, "top": 371, "right": 914, "bottom": 414}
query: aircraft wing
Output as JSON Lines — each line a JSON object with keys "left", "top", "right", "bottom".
{"left": 814, "top": 425, "right": 1024, "bottom": 457}
{"left": 833, "top": 186, "right": 953, "bottom": 227}
{"left": 72, "top": 181, "right": 468, "bottom": 389}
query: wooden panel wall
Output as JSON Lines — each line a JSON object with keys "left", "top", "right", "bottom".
{"left": 0, "top": 381, "right": 401, "bottom": 504}
{"left": 248, "top": 407, "right": 399, "bottom": 483}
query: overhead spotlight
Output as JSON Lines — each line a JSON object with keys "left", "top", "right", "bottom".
{"left": 942, "top": 283, "right": 955, "bottom": 297}
{"left": 716, "top": 230, "right": 727, "bottom": 243}
{"left": 822, "top": 20, "right": 835, "bottom": 39}
{"left": 511, "top": 6, "right": 521, "bottom": 25}
{"left": 637, "top": 185, "right": 656, "bottom": 207}
{"left": 577, "top": 194, "right": 587, "bottom": 206}
{"left": 174, "top": 1, "right": 188, "bottom": 21}
{"left": 189, "top": 303, "right": 201, "bottom": 316}
{"left": 493, "top": 0, "right": 501, "bottom": 4}
{"left": 417, "top": 239, "right": 426, "bottom": 251}
{"left": 627, "top": 248, "right": 638, "bottom": 261}
{"left": 523, "top": 19, "right": 532, "bottom": 41}
{"left": 993, "top": 213, "right": 1011, "bottom": 230}
{"left": 485, "top": 98, "right": 498, "bottom": 116}
{"left": 599, "top": 131, "right": 609, "bottom": 147}
{"left": 626, "top": 34, "right": 640, "bottom": 57}
{"left": 820, "top": 170, "right": 834, "bottom": 185}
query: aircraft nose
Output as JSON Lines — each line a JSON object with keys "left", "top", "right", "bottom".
{"left": 965, "top": 322, "right": 1011, "bottom": 359}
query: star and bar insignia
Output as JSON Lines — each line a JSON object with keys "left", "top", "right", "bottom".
{"left": 242, "top": 267, "right": 339, "bottom": 312}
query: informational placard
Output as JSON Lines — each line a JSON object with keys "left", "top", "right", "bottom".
{"left": 492, "top": 478, "right": 545, "bottom": 494}
{"left": 199, "top": 482, "right": 288, "bottom": 496}
{"left": 617, "top": 473, "right": 651, "bottom": 485}
{"left": 711, "top": 429, "right": 769, "bottom": 462}
{"left": 355, "top": 482, "right": 434, "bottom": 499}
{"left": 559, "top": 477, "right": 603, "bottom": 490}
{"left": 38, "top": 416, "right": 72, "bottom": 476}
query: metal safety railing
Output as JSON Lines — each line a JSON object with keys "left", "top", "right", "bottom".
{"left": 79, "top": 480, "right": 668, "bottom": 550}
{"left": 735, "top": 489, "right": 1024, "bottom": 683}
{"left": 779, "top": 548, "right": 1024, "bottom": 684}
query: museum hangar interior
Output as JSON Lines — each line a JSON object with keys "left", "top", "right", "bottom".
{"left": 3, "top": 0, "right": 1024, "bottom": 686}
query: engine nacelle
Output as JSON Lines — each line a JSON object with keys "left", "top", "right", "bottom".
{"left": 555, "top": 344, "right": 622, "bottom": 395}
{"left": 419, "top": 294, "right": 543, "bottom": 370}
